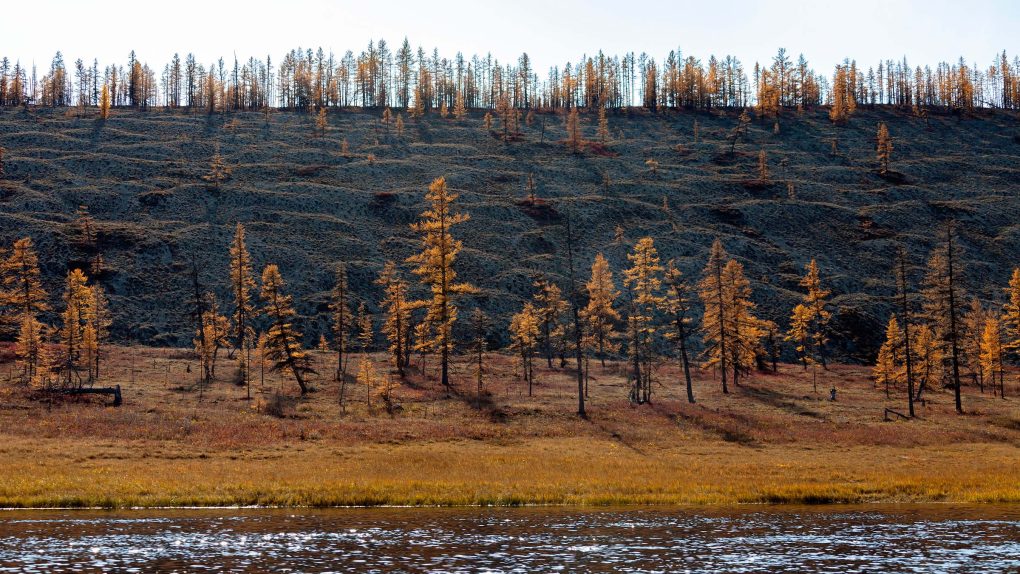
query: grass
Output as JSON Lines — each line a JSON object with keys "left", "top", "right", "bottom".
{"left": 1, "top": 346, "right": 1018, "bottom": 508}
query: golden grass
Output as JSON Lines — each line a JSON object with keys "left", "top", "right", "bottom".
{"left": 2, "top": 437, "right": 1019, "bottom": 508}
{"left": 1, "top": 347, "right": 1018, "bottom": 508}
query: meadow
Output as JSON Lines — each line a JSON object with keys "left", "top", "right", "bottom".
{"left": 1, "top": 346, "right": 1018, "bottom": 508}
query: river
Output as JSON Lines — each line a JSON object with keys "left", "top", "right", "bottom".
{"left": 1, "top": 506, "right": 1018, "bottom": 572}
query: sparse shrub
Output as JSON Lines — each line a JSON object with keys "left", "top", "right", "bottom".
{"left": 256, "top": 390, "right": 292, "bottom": 418}
{"left": 341, "top": 138, "right": 350, "bottom": 156}
{"left": 483, "top": 112, "right": 493, "bottom": 131}
{"left": 876, "top": 122, "right": 892, "bottom": 174}
{"left": 0, "top": 146, "right": 5, "bottom": 178}
{"left": 367, "top": 153, "right": 376, "bottom": 164}
{"left": 645, "top": 158, "right": 659, "bottom": 175}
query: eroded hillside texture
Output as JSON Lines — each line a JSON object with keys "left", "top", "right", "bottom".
{"left": 1, "top": 106, "right": 1019, "bottom": 359}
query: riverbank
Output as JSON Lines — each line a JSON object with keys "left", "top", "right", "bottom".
{"left": 1, "top": 347, "right": 1018, "bottom": 508}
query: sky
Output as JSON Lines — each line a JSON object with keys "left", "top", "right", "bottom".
{"left": 2, "top": 0, "right": 1018, "bottom": 75}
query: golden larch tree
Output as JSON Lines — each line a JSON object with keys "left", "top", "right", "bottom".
{"left": 1002, "top": 268, "right": 1020, "bottom": 362}
{"left": 532, "top": 278, "right": 568, "bottom": 368}
{"left": 59, "top": 268, "right": 92, "bottom": 388}
{"left": 260, "top": 264, "right": 313, "bottom": 394}
{"left": 375, "top": 261, "right": 412, "bottom": 377}
{"left": 623, "top": 237, "right": 664, "bottom": 403}
{"left": 979, "top": 316, "right": 1004, "bottom": 397}
{"left": 873, "top": 315, "right": 903, "bottom": 397}
{"left": 876, "top": 122, "right": 892, "bottom": 174}
{"left": 581, "top": 253, "right": 620, "bottom": 367}
{"left": 510, "top": 301, "right": 540, "bottom": 395}
{"left": 698, "top": 239, "right": 731, "bottom": 393}
{"left": 721, "top": 258, "right": 763, "bottom": 387}
{"left": 99, "top": 84, "right": 110, "bottom": 119}
{"left": 330, "top": 263, "right": 353, "bottom": 382}
{"left": 229, "top": 223, "right": 257, "bottom": 396}
{"left": 406, "top": 176, "right": 475, "bottom": 390}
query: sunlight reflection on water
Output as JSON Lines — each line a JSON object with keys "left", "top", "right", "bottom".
{"left": 0, "top": 506, "right": 1018, "bottom": 573}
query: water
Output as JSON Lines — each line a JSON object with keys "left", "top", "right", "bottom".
{"left": 1, "top": 506, "right": 1019, "bottom": 573}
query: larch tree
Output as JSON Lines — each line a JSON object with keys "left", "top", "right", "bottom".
{"left": 757, "top": 148, "right": 770, "bottom": 182}
{"left": 330, "top": 263, "right": 353, "bottom": 383}
{"left": 623, "top": 237, "right": 664, "bottom": 404}
{"left": 59, "top": 268, "right": 92, "bottom": 389}
{"left": 786, "top": 303, "right": 814, "bottom": 369}
{"left": 1001, "top": 268, "right": 1020, "bottom": 366}
{"left": 1, "top": 237, "right": 50, "bottom": 326}
{"left": 202, "top": 149, "right": 231, "bottom": 191}
{"left": 876, "top": 122, "right": 892, "bottom": 174}
{"left": 453, "top": 91, "right": 466, "bottom": 119}
{"left": 664, "top": 260, "right": 696, "bottom": 404}
{"left": 532, "top": 278, "right": 567, "bottom": 368}
{"left": 961, "top": 298, "right": 990, "bottom": 392}
{"left": 896, "top": 246, "right": 917, "bottom": 417}
{"left": 15, "top": 313, "right": 50, "bottom": 387}
{"left": 566, "top": 106, "right": 581, "bottom": 151}
{"left": 979, "top": 316, "right": 1004, "bottom": 398}
{"left": 260, "top": 264, "right": 313, "bottom": 394}
{"left": 375, "top": 261, "right": 412, "bottom": 377}
{"left": 356, "top": 301, "right": 373, "bottom": 355}
{"left": 874, "top": 315, "right": 904, "bottom": 397}
{"left": 0, "top": 146, "right": 6, "bottom": 178}
{"left": 406, "top": 176, "right": 475, "bottom": 390}
{"left": 99, "top": 84, "right": 110, "bottom": 119}
{"left": 722, "top": 258, "right": 762, "bottom": 387}
{"left": 597, "top": 106, "right": 609, "bottom": 144}
{"left": 315, "top": 107, "right": 328, "bottom": 137}
{"left": 698, "top": 239, "right": 732, "bottom": 393}
{"left": 510, "top": 302, "right": 540, "bottom": 395}
{"left": 796, "top": 259, "right": 832, "bottom": 368}
{"left": 921, "top": 223, "right": 965, "bottom": 413}
{"left": 86, "top": 284, "right": 111, "bottom": 381}
{"left": 581, "top": 253, "right": 620, "bottom": 368}
{"left": 469, "top": 307, "right": 489, "bottom": 402}
{"left": 229, "top": 223, "right": 257, "bottom": 396}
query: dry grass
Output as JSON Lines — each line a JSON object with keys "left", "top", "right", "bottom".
{"left": 1, "top": 346, "right": 1018, "bottom": 507}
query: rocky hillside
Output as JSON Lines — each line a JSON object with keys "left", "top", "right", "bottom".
{"left": 1, "top": 106, "right": 1019, "bottom": 359}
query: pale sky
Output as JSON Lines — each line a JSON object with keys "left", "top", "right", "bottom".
{"left": 2, "top": 0, "right": 1017, "bottom": 74}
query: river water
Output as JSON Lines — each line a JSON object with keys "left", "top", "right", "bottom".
{"left": 1, "top": 506, "right": 1018, "bottom": 572}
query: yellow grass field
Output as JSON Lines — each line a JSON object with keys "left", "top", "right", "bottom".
{"left": 1, "top": 346, "right": 1018, "bottom": 508}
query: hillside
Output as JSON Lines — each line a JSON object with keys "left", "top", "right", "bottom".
{"left": 1, "top": 105, "right": 1020, "bottom": 357}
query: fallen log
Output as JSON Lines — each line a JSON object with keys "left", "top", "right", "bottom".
{"left": 63, "top": 385, "right": 122, "bottom": 406}
{"left": 883, "top": 408, "right": 909, "bottom": 421}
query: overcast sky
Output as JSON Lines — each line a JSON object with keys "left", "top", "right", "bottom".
{"left": 2, "top": 0, "right": 1017, "bottom": 74}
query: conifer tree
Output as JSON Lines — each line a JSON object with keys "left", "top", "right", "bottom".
{"left": 921, "top": 224, "right": 965, "bottom": 413}
{"left": 202, "top": 150, "right": 231, "bottom": 191}
{"left": 356, "top": 301, "right": 373, "bottom": 355}
{"left": 396, "top": 113, "right": 405, "bottom": 138}
{"left": 407, "top": 176, "right": 475, "bottom": 390}
{"left": 59, "top": 268, "right": 92, "bottom": 388}
{"left": 721, "top": 258, "right": 762, "bottom": 387}
{"left": 1, "top": 238, "right": 50, "bottom": 323}
{"left": 15, "top": 313, "right": 49, "bottom": 387}
{"left": 483, "top": 112, "right": 493, "bottom": 131}
{"left": 793, "top": 259, "right": 832, "bottom": 368}
{"left": 876, "top": 122, "right": 892, "bottom": 174}
{"left": 566, "top": 107, "right": 582, "bottom": 151}
{"left": 979, "top": 316, "right": 1004, "bottom": 398}
{"left": 757, "top": 148, "right": 770, "bottom": 182}
{"left": 1002, "top": 268, "right": 1020, "bottom": 363}
{"left": 357, "top": 357, "right": 380, "bottom": 412}
{"left": 623, "top": 237, "right": 664, "bottom": 403}
{"left": 664, "top": 260, "right": 695, "bottom": 403}
{"left": 597, "top": 106, "right": 609, "bottom": 144}
{"left": 341, "top": 138, "right": 350, "bottom": 156}
{"left": 453, "top": 91, "right": 466, "bottom": 120}
{"left": 86, "top": 284, "right": 111, "bottom": 381}
{"left": 229, "top": 223, "right": 257, "bottom": 396}
{"left": 0, "top": 146, "right": 5, "bottom": 179}
{"left": 896, "top": 247, "right": 917, "bottom": 416}
{"left": 961, "top": 298, "right": 990, "bottom": 392}
{"left": 470, "top": 307, "right": 489, "bottom": 401}
{"left": 510, "top": 302, "right": 540, "bottom": 395}
{"left": 330, "top": 263, "right": 353, "bottom": 382}
{"left": 581, "top": 253, "right": 620, "bottom": 367}
{"left": 99, "top": 84, "right": 110, "bottom": 119}
{"left": 315, "top": 107, "right": 328, "bottom": 137}
{"left": 699, "top": 239, "right": 731, "bottom": 393}
{"left": 260, "top": 264, "right": 313, "bottom": 394}
{"left": 375, "top": 261, "right": 411, "bottom": 377}
{"left": 787, "top": 303, "right": 813, "bottom": 369}
{"left": 874, "top": 315, "right": 904, "bottom": 397}
{"left": 532, "top": 278, "right": 567, "bottom": 368}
